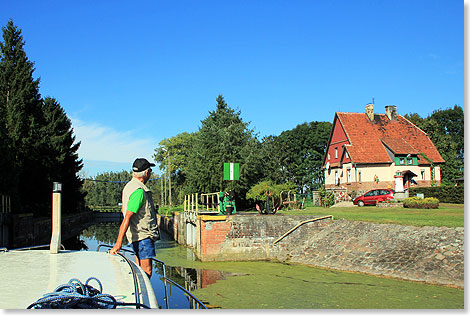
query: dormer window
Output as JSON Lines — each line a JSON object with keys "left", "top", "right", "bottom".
{"left": 396, "top": 155, "right": 417, "bottom": 166}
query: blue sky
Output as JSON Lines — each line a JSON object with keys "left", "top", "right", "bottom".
{"left": 1, "top": 1, "right": 465, "bottom": 177}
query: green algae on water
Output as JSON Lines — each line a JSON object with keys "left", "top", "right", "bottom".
{"left": 155, "top": 239, "right": 464, "bottom": 309}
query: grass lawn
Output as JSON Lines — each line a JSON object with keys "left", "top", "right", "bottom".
{"left": 159, "top": 203, "right": 463, "bottom": 227}
{"left": 275, "top": 203, "right": 464, "bottom": 228}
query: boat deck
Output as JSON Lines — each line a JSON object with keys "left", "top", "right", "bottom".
{"left": 0, "top": 250, "right": 158, "bottom": 309}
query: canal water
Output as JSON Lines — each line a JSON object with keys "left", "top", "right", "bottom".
{"left": 69, "top": 222, "right": 464, "bottom": 309}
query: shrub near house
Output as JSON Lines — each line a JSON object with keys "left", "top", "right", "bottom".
{"left": 403, "top": 197, "right": 439, "bottom": 209}
{"left": 409, "top": 186, "right": 464, "bottom": 204}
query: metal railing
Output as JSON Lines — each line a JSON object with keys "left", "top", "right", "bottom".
{"left": 96, "top": 245, "right": 144, "bottom": 309}
{"left": 97, "top": 244, "right": 207, "bottom": 309}
{"left": 152, "top": 257, "right": 206, "bottom": 309}
{"left": 199, "top": 192, "right": 220, "bottom": 214}
{"left": 184, "top": 192, "right": 221, "bottom": 215}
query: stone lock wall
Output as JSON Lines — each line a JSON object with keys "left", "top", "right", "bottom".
{"left": 158, "top": 213, "right": 464, "bottom": 288}
{"left": 286, "top": 219, "right": 464, "bottom": 288}
{"left": 196, "top": 215, "right": 333, "bottom": 262}
{"left": 1, "top": 211, "right": 93, "bottom": 249}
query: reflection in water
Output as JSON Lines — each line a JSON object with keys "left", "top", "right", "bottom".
{"left": 75, "top": 221, "right": 230, "bottom": 309}
{"left": 62, "top": 235, "right": 88, "bottom": 251}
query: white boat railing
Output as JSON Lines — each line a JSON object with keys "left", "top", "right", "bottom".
{"left": 96, "top": 244, "right": 207, "bottom": 309}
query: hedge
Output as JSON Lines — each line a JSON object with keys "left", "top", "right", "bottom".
{"left": 409, "top": 186, "right": 464, "bottom": 204}
{"left": 403, "top": 197, "right": 439, "bottom": 209}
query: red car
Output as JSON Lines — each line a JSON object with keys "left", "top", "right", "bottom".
{"left": 353, "top": 189, "right": 395, "bottom": 207}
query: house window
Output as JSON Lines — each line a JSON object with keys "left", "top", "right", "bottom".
{"left": 347, "top": 169, "right": 351, "bottom": 183}
{"left": 358, "top": 171, "right": 362, "bottom": 182}
{"left": 335, "top": 147, "right": 338, "bottom": 159}
{"left": 399, "top": 158, "right": 405, "bottom": 165}
{"left": 407, "top": 158, "right": 413, "bottom": 165}
{"left": 421, "top": 170, "right": 425, "bottom": 180}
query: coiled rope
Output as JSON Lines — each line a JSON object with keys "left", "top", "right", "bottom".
{"left": 27, "top": 277, "right": 150, "bottom": 309}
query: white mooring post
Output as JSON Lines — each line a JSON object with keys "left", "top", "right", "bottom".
{"left": 50, "top": 182, "right": 62, "bottom": 254}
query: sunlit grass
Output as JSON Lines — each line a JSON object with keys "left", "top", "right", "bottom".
{"left": 275, "top": 203, "right": 464, "bottom": 227}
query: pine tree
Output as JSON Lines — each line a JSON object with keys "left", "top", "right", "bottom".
{"left": 0, "top": 19, "right": 44, "bottom": 213}
{"left": 185, "top": 95, "right": 264, "bottom": 207}
{"left": 0, "top": 20, "right": 85, "bottom": 215}
{"left": 42, "top": 97, "right": 85, "bottom": 213}
{"left": 0, "top": 20, "right": 43, "bottom": 158}
{"left": 0, "top": 110, "right": 16, "bottom": 201}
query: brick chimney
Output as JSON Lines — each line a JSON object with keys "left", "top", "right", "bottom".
{"left": 365, "top": 103, "right": 374, "bottom": 121}
{"left": 385, "top": 105, "right": 397, "bottom": 120}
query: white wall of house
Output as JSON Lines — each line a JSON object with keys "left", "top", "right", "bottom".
{"left": 325, "top": 163, "right": 441, "bottom": 189}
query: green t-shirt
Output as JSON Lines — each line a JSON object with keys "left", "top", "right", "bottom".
{"left": 127, "top": 188, "right": 144, "bottom": 213}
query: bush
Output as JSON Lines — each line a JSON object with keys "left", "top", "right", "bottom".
{"left": 409, "top": 186, "right": 463, "bottom": 204}
{"left": 318, "top": 187, "right": 335, "bottom": 207}
{"left": 403, "top": 197, "right": 439, "bottom": 209}
{"left": 247, "top": 181, "right": 296, "bottom": 202}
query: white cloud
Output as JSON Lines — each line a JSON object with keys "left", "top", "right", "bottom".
{"left": 71, "top": 117, "right": 157, "bottom": 163}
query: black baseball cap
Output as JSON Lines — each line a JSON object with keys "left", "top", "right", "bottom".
{"left": 132, "top": 158, "right": 156, "bottom": 172}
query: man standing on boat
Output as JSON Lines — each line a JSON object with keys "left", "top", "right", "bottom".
{"left": 110, "top": 158, "right": 160, "bottom": 278}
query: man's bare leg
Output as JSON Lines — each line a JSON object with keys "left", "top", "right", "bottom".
{"left": 139, "top": 258, "right": 153, "bottom": 278}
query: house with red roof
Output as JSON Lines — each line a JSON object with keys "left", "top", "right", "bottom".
{"left": 323, "top": 104, "right": 445, "bottom": 193}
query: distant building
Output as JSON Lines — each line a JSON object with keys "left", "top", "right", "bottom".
{"left": 322, "top": 104, "right": 445, "bottom": 192}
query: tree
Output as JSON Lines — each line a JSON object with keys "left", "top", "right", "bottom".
{"left": 185, "top": 95, "right": 264, "bottom": 208}
{"left": 41, "top": 97, "right": 85, "bottom": 213}
{"left": 267, "top": 121, "right": 331, "bottom": 193}
{"left": 0, "top": 20, "right": 85, "bottom": 215}
{"left": 0, "top": 110, "right": 16, "bottom": 202}
{"left": 0, "top": 20, "right": 45, "bottom": 213}
{"left": 82, "top": 170, "right": 162, "bottom": 210}
{"left": 246, "top": 180, "right": 296, "bottom": 207}
{"left": 405, "top": 105, "right": 464, "bottom": 185}
{"left": 153, "top": 132, "right": 196, "bottom": 204}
